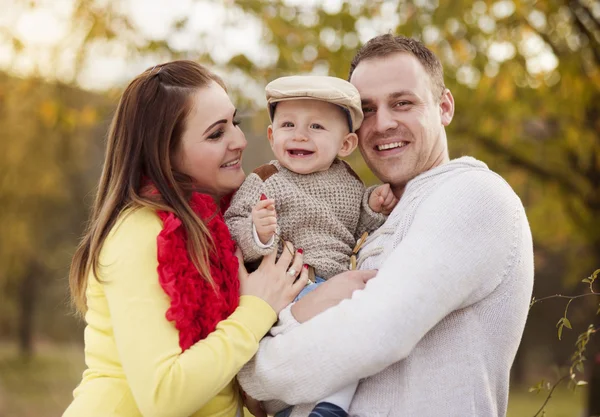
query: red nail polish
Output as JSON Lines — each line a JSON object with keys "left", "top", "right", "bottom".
{"left": 303, "top": 264, "right": 308, "bottom": 270}
{"left": 297, "top": 248, "right": 303, "bottom": 254}
{"left": 260, "top": 193, "right": 267, "bottom": 200}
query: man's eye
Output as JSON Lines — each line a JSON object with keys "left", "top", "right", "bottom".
{"left": 362, "top": 107, "right": 375, "bottom": 114}
{"left": 310, "top": 123, "right": 324, "bottom": 130}
{"left": 394, "top": 101, "right": 411, "bottom": 108}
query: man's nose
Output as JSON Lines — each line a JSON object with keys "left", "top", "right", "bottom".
{"left": 374, "top": 107, "right": 399, "bottom": 133}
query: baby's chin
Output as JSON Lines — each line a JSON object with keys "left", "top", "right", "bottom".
{"left": 281, "top": 160, "right": 334, "bottom": 175}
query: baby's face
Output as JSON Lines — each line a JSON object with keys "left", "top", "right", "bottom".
{"left": 268, "top": 99, "right": 354, "bottom": 174}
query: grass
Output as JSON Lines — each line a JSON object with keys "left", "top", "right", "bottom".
{"left": 508, "top": 384, "right": 584, "bottom": 417}
{"left": 0, "top": 342, "right": 587, "bottom": 417}
{"left": 0, "top": 342, "right": 85, "bottom": 417}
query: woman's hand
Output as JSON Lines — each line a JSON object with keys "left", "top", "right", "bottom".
{"left": 291, "top": 269, "right": 377, "bottom": 323}
{"left": 237, "top": 243, "right": 307, "bottom": 314}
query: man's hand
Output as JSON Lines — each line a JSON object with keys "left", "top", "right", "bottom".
{"left": 369, "top": 184, "right": 398, "bottom": 215}
{"left": 291, "top": 269, "right": 377, "bottom": 323}
{"left": 242, "top": 390, "right": 267, "bottom": 417}
{"left": 252, "top": 194, "right": 277, "bottom": 244}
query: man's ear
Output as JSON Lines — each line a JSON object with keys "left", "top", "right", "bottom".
{"left": 439, "top": 88, "right": 454, "bottom": 126}
{"left": 338, "top": 132, "right": 358, "bottom": 158}
{"left": 267, "top": 125, "right": 274, "bottom": 148}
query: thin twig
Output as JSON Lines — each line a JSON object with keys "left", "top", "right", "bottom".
{"left": 532, "top": 292, "right": 599, "bottom": 305}
{"left": 532, "top": 375, "right": 570, "bottom": 417}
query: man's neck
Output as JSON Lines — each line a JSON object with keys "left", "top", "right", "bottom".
{"left": 391, "top": 152, "right": 450, "bottom": 199}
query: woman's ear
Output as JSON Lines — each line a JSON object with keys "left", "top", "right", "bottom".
{"left": 267, "top": 125, "right": 274, "bottom": 148}
{"left": 337, "top": 132, "right": 358, "bottom": 158}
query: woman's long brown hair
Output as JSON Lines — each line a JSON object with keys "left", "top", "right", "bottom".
{"left": 69, "top": 60, "right": 226, "bottom": 314}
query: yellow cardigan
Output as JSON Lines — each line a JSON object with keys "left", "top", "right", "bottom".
{"left": 63, "top": 207, "right": 277, "bottom": 417}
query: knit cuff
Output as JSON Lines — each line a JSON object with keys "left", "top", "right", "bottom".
{"left": 270, "top": 303, "right": 301, "bottom": 336}
{"left": 252, "top": 223, "right": 276, "bottom": 249}
{"left": 359, "top": 185, "right": 388, "bottom": 232}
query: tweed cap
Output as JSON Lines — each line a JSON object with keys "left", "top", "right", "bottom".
{"left": 266, "top": 75, "right": 363, "bottom": 132}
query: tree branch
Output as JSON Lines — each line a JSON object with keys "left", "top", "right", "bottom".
{"left": 569, "top": 0, "right": 600, "bottom": 66}
{"left": 474, "top": 135, "right": 582, "bottom": 198}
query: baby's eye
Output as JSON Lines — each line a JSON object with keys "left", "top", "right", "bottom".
{"left": 310, "top": 123, "right": 324, "bottom": 130}
{"left": 281, "top": 121, "right": 294, "bottom": 127}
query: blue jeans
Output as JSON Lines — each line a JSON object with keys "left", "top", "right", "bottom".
{"left": 274, "top": 276, "right": 326, "bottom": 417}
{"left": 294, "top": 276, "right": 326, "bottom": 302}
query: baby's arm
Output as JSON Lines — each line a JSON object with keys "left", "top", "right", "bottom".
{"left": 224, "top": 174, "right": 279, "bottom": 262}
{"left": 355, "top": 185, "right": 390, "bottom": 238}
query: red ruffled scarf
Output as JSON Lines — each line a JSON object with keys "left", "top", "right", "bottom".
{"left": 151, "top": 189, "right": 240, "bottom": 351}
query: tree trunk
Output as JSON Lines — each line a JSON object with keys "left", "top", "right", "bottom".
{"left": 18, "top": 263, "right": 38, "bottom": 360}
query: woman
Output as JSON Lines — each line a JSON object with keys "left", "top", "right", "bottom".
{"left": 63, "top": 61, "right": 310, "bottom": 417}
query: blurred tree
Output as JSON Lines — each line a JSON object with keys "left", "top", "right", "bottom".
{"left": 0, "top": 71, "right": 110, "bottom": 357}
{"left": 1, "top": 0, "right": 598, "bottom": 409}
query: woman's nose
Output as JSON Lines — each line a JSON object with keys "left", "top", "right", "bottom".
{"left": 230, "top": 129, "right": 247, "bottom": 150}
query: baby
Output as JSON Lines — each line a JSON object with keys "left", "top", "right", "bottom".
{"left": 225, "top": 75, "right": 398, "bottom": 417}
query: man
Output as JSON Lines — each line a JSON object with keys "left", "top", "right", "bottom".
{"left": 238, "top": 34, "right": 534, "bottom": 417}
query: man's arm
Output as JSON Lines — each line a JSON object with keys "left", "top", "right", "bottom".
{"left": 237, "top": 171, "right": 531, "bottom": 404}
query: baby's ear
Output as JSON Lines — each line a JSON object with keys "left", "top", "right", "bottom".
{"left": 338, "top": 132, "right": 358, "bottom": 158}
{"left": 267, "top": 125, "right": 275, "bottom": 148}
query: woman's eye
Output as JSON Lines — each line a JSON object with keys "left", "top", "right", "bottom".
{"left": 281, "top": 122, "right": 294, "bottom": 127}
{"left": 310, "top": 123, "right": 324, "bottom": 130}
{"left": 207, "top": 129, "right": 224, "bottom": 140}
{"left": 233, "top": 118, "right": 242, "bottom": 127}
{"left": 362, "top": 107, "right": 375, "bottom": 114}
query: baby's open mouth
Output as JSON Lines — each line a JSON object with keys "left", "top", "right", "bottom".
{"left": 288, "top": 149, "right": 314, "bottom": 156}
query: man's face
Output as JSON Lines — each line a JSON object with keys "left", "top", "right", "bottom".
{"left": 350, "top": 52, "right": 454, "bottom": 196}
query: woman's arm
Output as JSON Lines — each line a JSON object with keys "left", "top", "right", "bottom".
{"left": 100, "top": 208, "right": 277, "bottom": 417}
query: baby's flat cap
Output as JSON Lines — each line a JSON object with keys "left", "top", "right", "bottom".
{"left": 266, "top": 75, "right": 363, "bottom": 132}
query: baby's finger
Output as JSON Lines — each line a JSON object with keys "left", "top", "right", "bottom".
{"left": 383, "top": 191, "right": 395, "bottom": 206}
{"left": 254, "top": 199, "right": 276, "bottom": 210}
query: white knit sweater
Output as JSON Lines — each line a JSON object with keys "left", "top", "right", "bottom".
{"left": 237, "top": 157, "right": 534, "bottom": 417}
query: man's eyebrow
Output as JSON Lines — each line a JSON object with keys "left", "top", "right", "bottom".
{"left": 361, "top": 91, "right": 416, "bottom": 106}
{"left": 203, "top": 109, "right": 237, "bottom": 134}
{"left": 388, "top": 90, "right": 416, "bottom": 99}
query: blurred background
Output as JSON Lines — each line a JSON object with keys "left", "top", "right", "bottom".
{"left": 0, "top": 0, "right": 598, "bottom": 416}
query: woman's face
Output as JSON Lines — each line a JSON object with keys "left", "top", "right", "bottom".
{"left": 173, "top": 81, "right": 247, "bottom": 198}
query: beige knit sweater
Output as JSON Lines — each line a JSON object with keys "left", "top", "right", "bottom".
{"left": 224, "top": 158, "right": 386, "bottom": 278}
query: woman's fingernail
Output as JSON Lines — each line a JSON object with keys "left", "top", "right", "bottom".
{"left": 260, "top": 193, "right": 267, "bottom": 200}
{"left": 303, "top": 264, "right": 308, "bottom": 270}
{"left": 297, "top": 248, "right": 303, "bottom": 254}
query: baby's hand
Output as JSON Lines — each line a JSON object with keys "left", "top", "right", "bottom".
{"left": 252, "top": 194, "right": 277, "bottom": 244}
{"left": 369, "top": 184, "right": 398, "bottom": 215}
